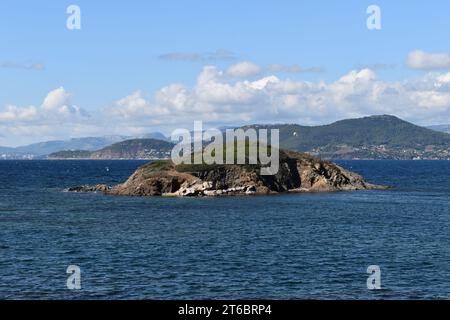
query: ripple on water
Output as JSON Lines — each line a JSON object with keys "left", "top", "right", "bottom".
{"left": 0, "top": 160, "right": 449, "bottom": 299}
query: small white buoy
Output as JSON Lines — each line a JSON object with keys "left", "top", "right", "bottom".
{"left": 106, "top": 167, "right": 110, "bottom": 172}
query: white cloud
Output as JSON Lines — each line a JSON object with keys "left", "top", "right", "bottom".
{"left": 0, "top": 87, "right": 87, "bottom": 123}
{"left": 437, "top": 72, "right": 450, "bottom": 83}
{"left": 113, "top": 91, "right": 151, "bottom": 118}
{"left": 41, "top": 87, "right": 84, "bottom": 117}
{"left": 42, "top": 87, "right": 70, "bottom": 110}
{"left": 226, "top": 61, "right": 323, "bottom": 78}
{"left": 0, "top": 87, "right": 90, "bottom": 145}
{"left": 3, "top": 61, "right": 450, "bottom": 146}
{"left": 248, "top": 75, "right": 280, "bottom": 90}
{"left": 407, "top": 50, "right": 450, "bottom": 70}
{"left": 109, "top": 65, "right": 450, "bottom": 127}
{"left": 110, "top": 90, "right": 173, "bottom": 122}
{"left": 227, "top": 61, "right": 263, "bottom": 77}
{"left": 0, "top": 105, "right": 38, "bottom": 122}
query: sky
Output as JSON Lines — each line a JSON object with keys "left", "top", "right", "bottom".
{"left": 1, "top": 0, "right": 450, "bottom": 146}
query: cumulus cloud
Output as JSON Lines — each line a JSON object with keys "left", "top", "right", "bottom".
{"left": 407, "top": 50, "right": 450, "bottom": 70}
{"left": 109, "top": 66, "right": 450, "bottom": 127}
{"left": 4, "top": 62, "right": 450, "bottom": 146}
{"left": 0, "top": 87, "right": 93, "bottom": 146}
{"left": 111, "top": 90, "right": 172, "bottom": 120}
{"left": 0, "top": 86, "right": 98, "bottom": 146}
{"left": 0, "top": 87, "right": 88, "bottom": 124}
{"left": 41, "top": 87, "right": 85, "bottom": 116}
{"left": 227, "top": 62, "right": 323, "bottom": 78}
{"left": 0, "top": 105, "right": 38, "bottom": 122}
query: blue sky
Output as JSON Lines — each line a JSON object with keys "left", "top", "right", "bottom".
{"left": 1, "top": 0, "right": 450, "bottom": 146}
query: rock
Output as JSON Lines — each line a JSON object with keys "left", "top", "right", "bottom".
{"left": 245, "top": 186, "right": 257, "bottom": 194}
{"left": 202, "top": 181, "right": 213, "bottom": 190}
{"left": 67, "top": 149, "right": 387, "bottom": 197}
{"left": 67, "top": 184, "right": 110, "bottom": 193}
{"left": 203, "top": 190, "right": 216, "bottom": 196}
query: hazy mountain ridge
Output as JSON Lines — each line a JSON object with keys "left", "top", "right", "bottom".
{"left": 427, "top": 124, "right": 450, "bottom": 134}
{"left": 49, "top": 139, "right": 174, "bottom": 160}
{"left": 2, "top": 115, "right": 450, "bottom": 160}
{"left": 0, "top": 132, "right": 168, "bottom": 159}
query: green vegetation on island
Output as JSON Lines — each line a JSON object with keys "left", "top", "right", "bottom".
{"left": 49, "top": 138, "right": 174, "bottom": 160}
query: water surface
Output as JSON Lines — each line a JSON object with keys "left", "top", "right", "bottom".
{"left": 0, "top": 160, "right": 449, "bottom": 299}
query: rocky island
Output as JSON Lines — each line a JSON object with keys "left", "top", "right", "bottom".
{"left": 68, "top": 149, "right": 386, "bottom": 197}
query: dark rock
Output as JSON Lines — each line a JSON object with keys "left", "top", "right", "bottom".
{"left": 67, "top": 184, "right": 110, "bottom": 193}
{"left": 67, "top": 149, "right": 387, "bottom": 197}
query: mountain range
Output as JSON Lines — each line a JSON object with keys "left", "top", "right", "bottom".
{"left": 427, "top": 124, "right": 450, "bottom": 134}
{"left": 243, "top": 115, "right": 450, "bottom": 160}
{"left": 0, "top": 132, "right": 168, "bottom": 159}
{"left": 2, "top": 115, "right": 450, "bottom": 160}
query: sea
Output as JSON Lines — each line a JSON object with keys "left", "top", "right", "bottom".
{"left": 0, "top": 160, "right": 449, "bottom": 300}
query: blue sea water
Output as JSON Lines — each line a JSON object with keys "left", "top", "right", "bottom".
{"left": 0, "top": 160, "right": 449, "bottom": 300}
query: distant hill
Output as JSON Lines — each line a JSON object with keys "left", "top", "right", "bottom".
{"left": 13, "top": 136, "right": 129, "bottom": 156}
{"left": 0, "top": 146, "right": 15, "bottom": 159}
{"left": 243, "top": 115, "right": 450, "bottom": 160}
{"left": 0, "top": 146, "right": 14, "bottom": 153}
{"left": 428, "top": 124, "right": 450, "bottom": 134}
{"left": 0, "top": 132, "right": 168, "bottom": 159}
{"left": 49, "top": 139, "right": 174, "bottom": 160}
{"left": 5, "top": 115, "right": 450, "bottom": 160}
{"left": 47, "top": 150, "right": 93, "bottom": 159}
{"left": 91, "top": 139, "right": 174, "bottom": 159}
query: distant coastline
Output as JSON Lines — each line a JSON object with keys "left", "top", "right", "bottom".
{"left": 3, "top": 158, "right": 448, "bottom": 162}
{"left": 2, "top": 115, "right": 449, "bottom": 161}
